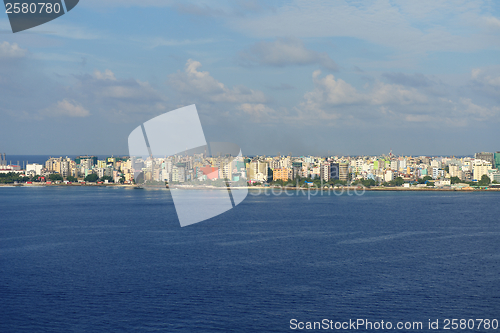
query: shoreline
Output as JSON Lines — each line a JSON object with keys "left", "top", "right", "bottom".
{"left": 1, "top": 183, "right": 499, "bottom": 192}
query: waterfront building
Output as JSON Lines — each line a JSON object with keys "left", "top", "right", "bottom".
{"left": 26, "top": 163, "right": 43, "bottom": 176}
{"left": 475, "top": 152, "right": 495, "bottom": 169}
{"left": 339, "top": 162, "right": 349, "bottom": 182}
{"left": 273, "top": 168, "right": 289, "bottom": 182}
{"left": 384, "top": 170, "right": 394, "bottom": 182}
{"left": 473, "top": 160, "right": 493, "bottom": 181}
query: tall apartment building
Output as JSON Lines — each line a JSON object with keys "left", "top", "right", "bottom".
{"left": 475, "top": 152, "right": 495, "bottom": 169}
{"left": 449, "top": 165, "right": 464, "bottom": 180}
{"left": 75, "top": 156, "right": 97, "bottom": 167}
{"left": 384, "top": 170, "right": 394, "bottom": 182}
{"left": 399, "top": 158, "right": 407, "bottom": 171}
{"left": 330, "top": 163, "right": 339, "bottom": 180}
{"left": 97, "top": 160, "right": 107, "bottom": 168}
{"left": 60, "top": 158, "right": 71, "bottom": 178}
{"left": 45, "top": 157, "right": 61, "bottom": 173}
{"left": 26, "top": 163, "right": 43, "bottom": 176}
{"left": 320, "top": 163, "right": 330, "bottom": 182}
{"left": 219, "top": 159, "right": 233, "bottom": 180}
{"left": 247, "top": 160, "right": 268, "bottom": 182}
{"left": 430, "top": 160, "right": 441, "bottom": 169}
{"left": 273, "top": 168, "right": 289, "bottom": 182}
{"left": 339, "top": 162, "right": 349, "bottom": 182}
{"left": 291, "top": 162, "right": 302, "bottom": 180}
{"left": 473, "top": 160, "right": 492, "bottom": 181}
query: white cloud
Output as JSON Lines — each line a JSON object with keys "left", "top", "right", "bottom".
{"left": 471, "top": 68, "right": 500, "bottom": 87}
{"left": 80, "top": 69, "right": 164, "bottom": 103}
{"left": 304, "top": 70, "right": 362, "bottom": 107}
{"left": 238, "top": 103, "right": 278, "bottom": 122}
{"left": 294, "top": 69, "right": 500, "bottom": 127}
{"left": 239, "top": 38, "right": 338, "bottom": 70}
{"left": 369, "top": 82, "right": 428, "bottom": 105}
{"left": 93, "top": 69, "right": 116, "bottom": 81}
{"left": 230, "top": 0, "right": 500, "bottom": 54}
{"left": 302, "top": 70, "right": 429, "bottom": 109}
{"left": 484, "top": 16, "right": 500, "bottom": 29}
{"left": 469, "top": 67, "right": 500, "bottom": 102}
{"left": 40, "top": 99, "right": 90, "bottom": 118}
{"left": 168, "top": 59, "right": 267, "bottom": 103}
{"left": 458, "top": 97, "right": 500, "bottom": 120}
{"left": 0, "top": 42, "right": 27, "bottom": 58}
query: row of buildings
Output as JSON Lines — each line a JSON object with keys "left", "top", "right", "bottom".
{"left": 2, "top": 151, "right": 500, "bottom": 186}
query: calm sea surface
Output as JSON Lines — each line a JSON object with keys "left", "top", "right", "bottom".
{"left": 1, "top": 187, "right": 499, "bottom": 332}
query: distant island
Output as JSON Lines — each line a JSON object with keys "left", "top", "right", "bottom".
{"left": 0, "top": 151, "right": 499, "bottom": 190}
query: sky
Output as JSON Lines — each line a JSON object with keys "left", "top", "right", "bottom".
{"left": 0, "top": 0, "right": 499, "bottom": 156}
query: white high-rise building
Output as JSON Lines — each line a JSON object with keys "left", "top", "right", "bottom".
{"left": 473, "top": 160, "right": 492, "bottom": 182}
{"left": 26, "top": 163, "right": 43, "bottom": 176}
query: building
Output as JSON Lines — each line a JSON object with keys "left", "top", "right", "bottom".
{"left": 200, "top": 165, "right": 218, "bottom": 180}
{"left": 432, "top": 167, "right": 444, "bottom": 179}
{"left": 97, "top": 160, "right": 107, "bottom": 169}
{"left": 319, "top": 163, "right": 330, "bottom": 182}
{"left": 26, "top": 163, "right": 43, "bottom": 176}
{"left": 273, "top": 168, "right": 289, "bottom": 182}
{"left": 330, "top": 163, "right": 339, "bottom": 180}
{"left": 45, "top": 157, "right": 61, "bottom": 173}
{"left": 291, "top": 161, "right": 302, "bottom": 180}
{"left": 218, "top": 159, "right": 233, "bottom": 180}
{"left": 449, "top": 165, "right": 464, "bottom": 181}
{"left": 475, "top": 152, "right": 495, "bottom": 169}
{"left": 435, "top": 179, "right": 451, "bottom": 187}
{"left": 75, "top": 156, "right": 98, "bottom": 167}
{"left": 339, "top": 162, "right": 349, "bottom": 182}
{"left": 473, "top": 160, "right": 492, "bottom": 181}
{"left": 488, "top": 169, "right": 500, "bottom": 183}
{"left": 384, "top": 170, "right": 394, "bottom": 182}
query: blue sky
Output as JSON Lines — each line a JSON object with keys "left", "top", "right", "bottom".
{"left": 0, "top": 0, "right": 499, "bottom": 156}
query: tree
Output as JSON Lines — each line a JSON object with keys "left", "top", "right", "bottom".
{"left": 391, "top": 177, "right": 404, "bottom": 186}
{"left": 119, "top": 176, "right": 125, "bottom": 184}
{"left": 66, "top": 176, "right": 77, "bottom": 182}
{"left": 477, "top": 175, "right": 491, "bottom": 186}
{"left": 0, "top": 172, "right": 25, "bottom": 184}
{"left": 100, "top": 175, "right": 113, "bottom": 183}
{"left": 450, "top": 176, "right": 461, "bottom": 184}
{"left": 352, "top": 179, "right": 376, "bottom": 187}
{"left": 48, "top": 174, "right": 63, "bottom": 181}
{"left": 84, "top": 174, "right": 99, "bottom": 182}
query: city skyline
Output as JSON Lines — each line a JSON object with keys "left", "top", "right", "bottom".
{"left": 2, "top": 150, "right": 500, "bottom": 187}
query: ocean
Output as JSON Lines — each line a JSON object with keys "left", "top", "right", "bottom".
{"left": 0, "top": 187, "right": 499, "bottom": 332}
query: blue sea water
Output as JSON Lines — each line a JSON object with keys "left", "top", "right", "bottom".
{"left": 0, "top": 187, "right": 499, "bottom": 332}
